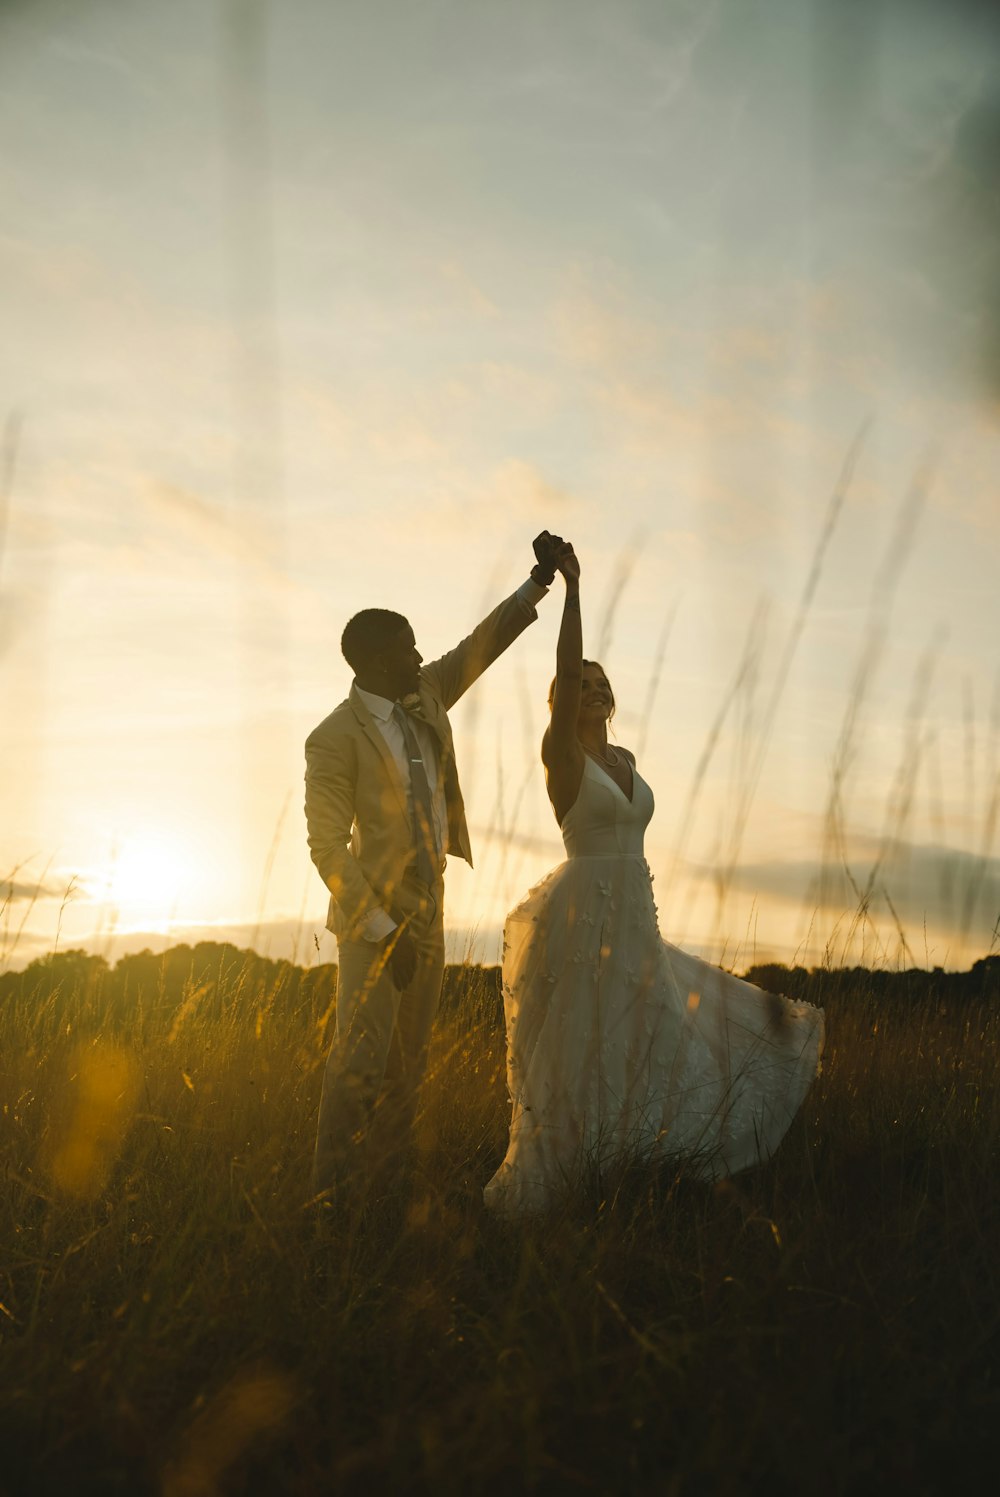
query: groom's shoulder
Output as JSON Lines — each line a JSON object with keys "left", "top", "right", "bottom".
{"left": 306, "top": 694, "right": 356, "bottom": 750}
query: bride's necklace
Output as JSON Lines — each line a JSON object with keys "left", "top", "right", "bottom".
{"left": 586, "top": 742, "right": 621, "bottom": 769}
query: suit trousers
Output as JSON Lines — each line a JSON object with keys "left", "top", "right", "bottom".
{"left": 313, "top": 868, "right": 445, "bottom": 1193}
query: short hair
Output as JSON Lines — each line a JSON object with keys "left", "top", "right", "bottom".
{"left": 548, "top": 660, "right": 615, "bottom": 721}
{"left": 341, "top": 608, "right": 409, "bottom": 672}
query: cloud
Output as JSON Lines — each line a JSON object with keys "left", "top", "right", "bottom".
{"left": 142, "top": 481, "right": 296, "bottom": 594}
{"left": 552, "top": 272, "right": 663, "bottom": 370}
{"left": 441, "top": 360, "right": 563, "bottom": 421}
{"left": 488, "top": 459, "right": 578, "bottom": 516}
{"left": 2, "top": 877, "right": 64, "bottom": 903}
{"left": 294, "top": 382, "right": 453, "bottom": 475}
{"left": 949, "top": 90, "right": 1000, "bottom": 397}
{"left": 438, "top": 260, "right": 501, "bottom": 320}
{"left": 693, "top": 837, "right": 1000, "bottom": 939}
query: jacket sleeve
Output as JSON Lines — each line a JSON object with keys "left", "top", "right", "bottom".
{"left": 304, "top": 730, "right": 383, "bottom": 926}
{"left": 421, "top": 589, "right": 539, "bottom": 711}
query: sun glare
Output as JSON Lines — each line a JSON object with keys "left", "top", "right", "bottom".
{"left": 101, "top": 833, "right": 189, "bottom": 923}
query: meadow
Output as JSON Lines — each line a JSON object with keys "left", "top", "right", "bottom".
{"left": 1, "top": 942, "right": 998, "bottom": 1496}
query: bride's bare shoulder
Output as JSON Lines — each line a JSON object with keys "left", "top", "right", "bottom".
{"left": 541, "top": 725, "right": 578, "bottom": 767}
{"left": 540, "top": 727, "right": 585, "bottom": 824}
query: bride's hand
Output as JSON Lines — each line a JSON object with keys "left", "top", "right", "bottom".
{"left": 556, "top": 542, "right": 580, "bottom": 583}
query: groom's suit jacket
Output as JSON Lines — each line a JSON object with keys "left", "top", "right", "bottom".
{"left": 305, "top": 588, "right": 541, "bottom": 940}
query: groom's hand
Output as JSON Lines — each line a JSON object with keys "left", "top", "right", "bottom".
{"left": 387, "top": 929, "right": 418, "bottom": 991}
{"left": 531, "top": 531, "right": 566, "bottom": 587}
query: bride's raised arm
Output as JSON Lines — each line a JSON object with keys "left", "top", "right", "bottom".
{"left": 541, "top": 543, "right": 585, "bottom": 823}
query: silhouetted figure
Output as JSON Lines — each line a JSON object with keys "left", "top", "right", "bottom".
{"left": 484, "top": 544, "right": 825, "bottom": 1216}
{"left": 305, "top": 532, "right": 563, "bottom": 1197}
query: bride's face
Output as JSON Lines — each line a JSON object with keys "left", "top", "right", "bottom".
{"left": 578, "top": 663, "right": 615, "bottom": 723}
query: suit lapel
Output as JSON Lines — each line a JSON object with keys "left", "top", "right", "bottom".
{"left": 349, "top": 686, "right": 410, "bottom": 818}
{"left": 415, "top": 682, "right": 450, "bottom": 754}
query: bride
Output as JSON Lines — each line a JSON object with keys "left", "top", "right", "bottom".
{"left": 483, "top": 543, "right": 825, "bottom": 1216}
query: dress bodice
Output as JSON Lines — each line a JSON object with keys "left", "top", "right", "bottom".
{"left": 560, "top": 754, "right": 654, "bottom": 859}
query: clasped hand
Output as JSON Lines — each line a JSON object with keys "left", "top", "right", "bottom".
{"left": 555, "top": 541, "right": 579, "bottom": 581}
{"left": 533, "top": 530, "right": 579, "bottom": 584}
{"left": 532, "top": 531, "right": 565, "bottom": 583}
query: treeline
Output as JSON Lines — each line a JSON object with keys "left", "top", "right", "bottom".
{"left": 2, "top": 943, "right": 999, "bottom": 1028}
{"left": 1, "top": 942, "right": 339, "bottom": 1024}
{"left": 0, "top": 941, "right": 495, "bottom": 1032}
{"left": 744, "top": 957, "right": 1000, "bottom": 1008}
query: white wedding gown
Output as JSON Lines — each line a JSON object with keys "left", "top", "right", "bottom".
{"left": 483, "top": 755, "right": 825, "bottom": 1216}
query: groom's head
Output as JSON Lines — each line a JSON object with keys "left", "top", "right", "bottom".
{"left": 342, "top": 608, "right": 423, "bottom": 699}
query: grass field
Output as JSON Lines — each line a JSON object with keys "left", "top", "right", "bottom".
{"left": 1, "top": 945, "right": 998, "bottom": 1496}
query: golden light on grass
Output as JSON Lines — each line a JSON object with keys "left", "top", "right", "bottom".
{"left": 45, "top": 1041, "right": 141, "bottom": 1200}
{"left": 4, "top": 938, "right": 999, "bottom": 1491}
{"left": 161, "top": 1365, "right": 298, "bottom": 1497}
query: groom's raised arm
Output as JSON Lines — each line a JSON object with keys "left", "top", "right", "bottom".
{"left": 420, "top": 533, "right": 561, "bottom": 710}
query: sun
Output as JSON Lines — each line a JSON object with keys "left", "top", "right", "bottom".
{"left": 102, "top": 833, "right": 189, "bottom": 921}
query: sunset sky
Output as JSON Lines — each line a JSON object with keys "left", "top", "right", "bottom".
{"left": 2, "top": 0, "right": 999, "bottom": 973}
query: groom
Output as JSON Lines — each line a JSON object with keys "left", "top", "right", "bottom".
{"left": 305, "top": 532, "right": 564, "bottom": 1195}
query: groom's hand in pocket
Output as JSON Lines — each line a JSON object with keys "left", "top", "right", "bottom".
{"left": 387, "top": 929, "right": 418, "bottom": 991}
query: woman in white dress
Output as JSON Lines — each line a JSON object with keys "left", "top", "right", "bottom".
{"left": 483, "top": 544, "right": 824, "bottom": 1217}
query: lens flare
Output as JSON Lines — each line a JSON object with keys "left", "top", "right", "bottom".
{"left": 45, "top": 1042, "right": 140, "bottom": 1200}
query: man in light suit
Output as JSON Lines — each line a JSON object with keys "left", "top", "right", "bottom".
{"left": 305, "top": 533, "right": 563, "bottom": 1195}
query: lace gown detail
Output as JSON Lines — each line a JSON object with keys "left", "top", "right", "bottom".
{"left": 483, "top": 757, "right": 825, "bottom": 1216}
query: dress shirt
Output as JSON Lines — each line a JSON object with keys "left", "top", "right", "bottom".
{"left": 353, "top": 576, "right": 548, "bottom": 941}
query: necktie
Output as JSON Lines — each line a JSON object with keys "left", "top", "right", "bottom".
{"left": 392, "top": 702, "right": 438, "bottom": 887}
